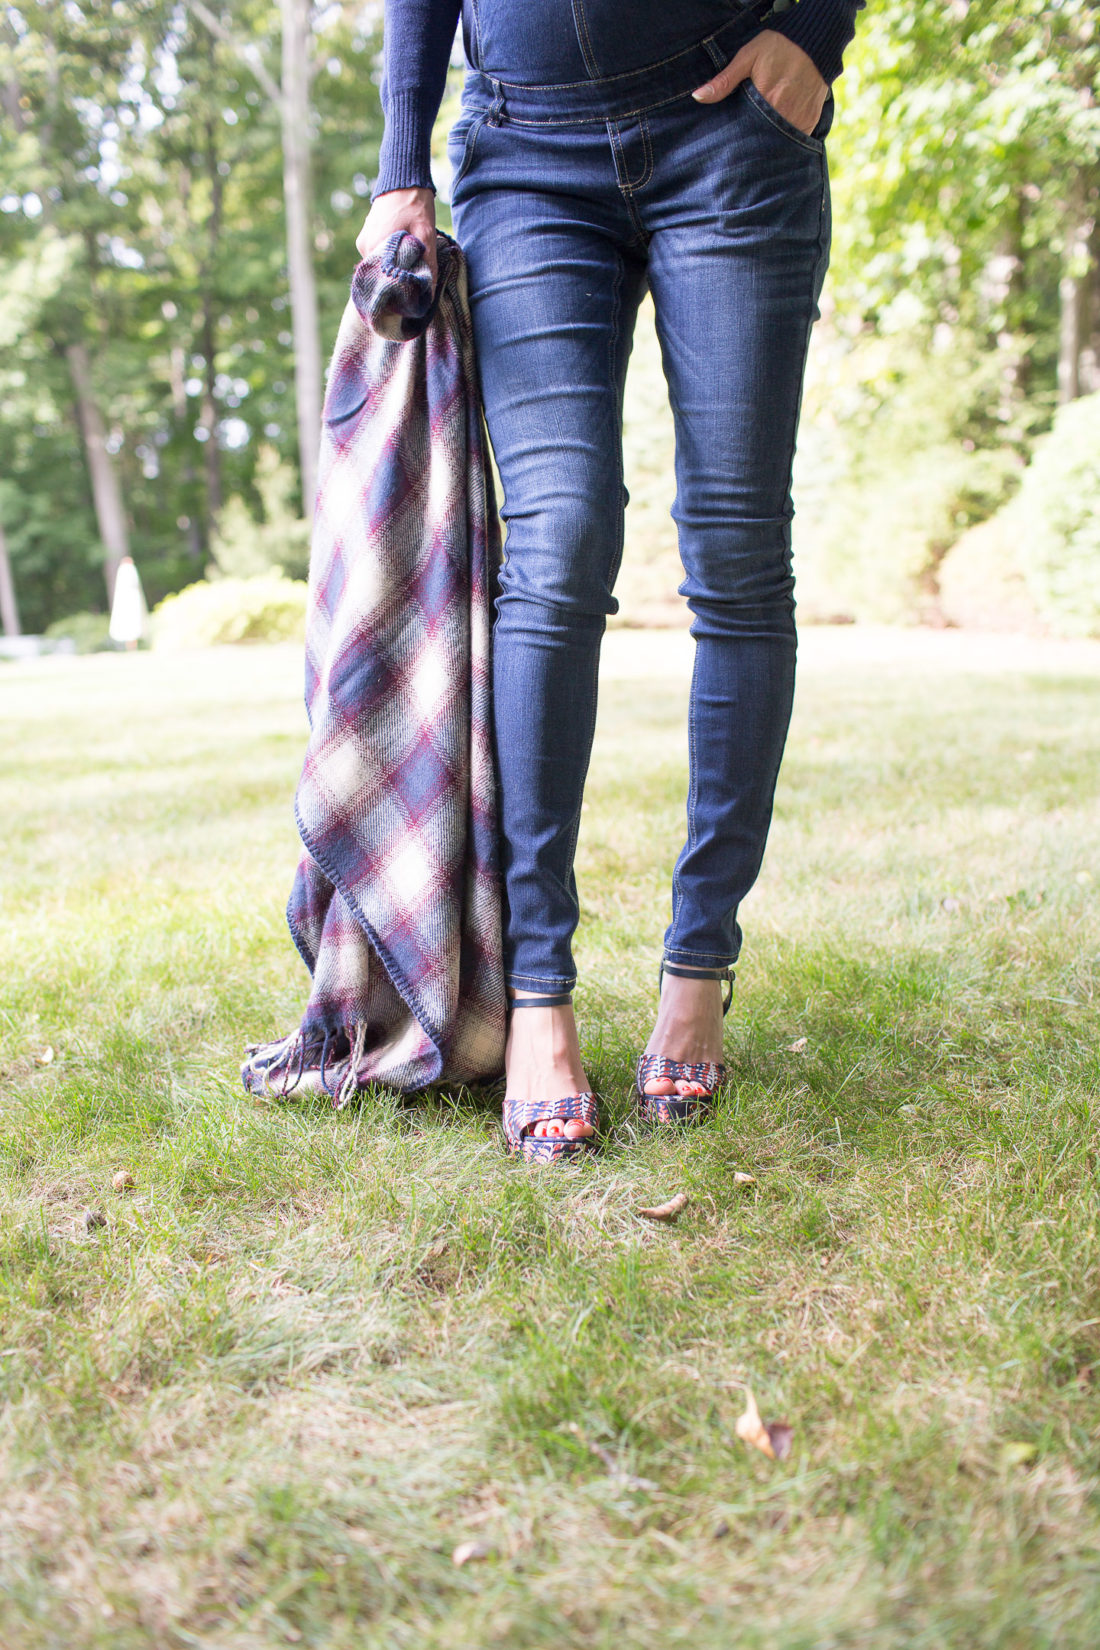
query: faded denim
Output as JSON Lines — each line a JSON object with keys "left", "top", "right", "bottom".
{"left": 449, "top": 13, "right": 833, "bottom": 991}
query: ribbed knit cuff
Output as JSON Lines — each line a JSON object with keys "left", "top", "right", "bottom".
{"left": 767, "top": 0, "right": 860, "bottom": 84}
{"left": 373, "top": 89, "right": 437, "bottom": 199}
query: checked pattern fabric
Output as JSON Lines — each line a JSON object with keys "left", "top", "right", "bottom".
{"left": 243, "top": 232, "right": 506, "bottom": 1100}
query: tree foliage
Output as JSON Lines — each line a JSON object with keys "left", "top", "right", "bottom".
{"left": 0, "top": 0, "right": 384, "bottom": 631}
{"left": 1, "top": 2, "right": 1097, "bottom": 634}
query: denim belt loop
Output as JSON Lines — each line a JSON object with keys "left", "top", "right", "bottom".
{"left": 488, "top": 78, "right": 506, "bottom": 126}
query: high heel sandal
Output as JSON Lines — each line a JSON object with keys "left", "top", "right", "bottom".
{"left": 635, "top": 962, "right": 734, "bottom": 1125}
{"left": 503, "top": 992, "right": 599, "bottom": 1165}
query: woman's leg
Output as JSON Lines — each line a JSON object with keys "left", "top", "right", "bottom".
{"left": 452, "top": 128, "right": 647, "bottom": 1117}
{"left": 641, "top": 87, "right": 832, "bottom": 1091}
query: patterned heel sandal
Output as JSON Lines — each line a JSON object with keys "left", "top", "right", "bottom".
{"left": 635, "top": 963, "right": 734, "bottom": 1125}
{"left": 503, "top": 992, "right": 599, "bottom": 1166}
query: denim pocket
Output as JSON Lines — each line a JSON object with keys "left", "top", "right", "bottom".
{"left": 743, "top": 81, "right": 827, "bottom": 154}
{"left": 447, "top": 111, "right": 487, "bottom": 195}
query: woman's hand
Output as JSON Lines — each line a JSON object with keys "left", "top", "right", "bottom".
{"left": 356, "top": 187, "right": 438, "bottom": 286}
{"left": 692, "top": 29, "right": 828, "bottom": 136}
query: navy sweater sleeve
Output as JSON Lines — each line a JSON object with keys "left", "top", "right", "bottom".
{"left": 374, "top": 0, "right": 863, "bottom": 199}
{"left": 768, "top": 0, "right": 864, "bottom": 85}
{"left": 374, "top": 0, "right": 461, "bottom": 198}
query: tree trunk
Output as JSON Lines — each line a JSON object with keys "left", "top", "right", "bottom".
{"left": 1080, "top": 215, "right": 1100, "bottom": 396}
{"left": 0, "top": 517, "right": 20, "bottom": 638}
{"left": 1058, "top": 202, "right": 1093, "bottom": 404}
{"left": 200, "top": 104, "right": 225, "bottom": 522}
{"left": 190, "top": 0, "right": 322, "bottom": 512}
{"left": 280, "top": 0, "right": 321, "bottom": 515}
{"left": 200, "top": 307, "right": 223, "bottom": 520}
{"left": 65, "top": 340, "right": 130, "bottom": 604}
{"left": 997, "top": 195, "right": 1030, "bottom": 417}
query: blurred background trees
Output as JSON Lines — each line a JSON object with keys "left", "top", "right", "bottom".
{"left": 0, "top": 0, "right": 382, "bottom": 635}
{"left": 0, "top": 0, "right": 1097, "bottom": 643}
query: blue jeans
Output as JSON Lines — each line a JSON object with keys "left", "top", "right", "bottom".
{"left": 449, "top": 15, "right": 832, "bottom": 993}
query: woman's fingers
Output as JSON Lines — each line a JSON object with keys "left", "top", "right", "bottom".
{"left": 692, "top": 30, "right": 829, "bottom": 135}
{"left": 355, "top": 186, "right": 438, "bottom": 283}
{"left": 691, "top": 40, "right": 754, "bottom": 104}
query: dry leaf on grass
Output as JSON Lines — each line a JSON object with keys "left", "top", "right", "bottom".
{"left": 112, "top": 1170, "right": 135, "bottom": 1192}
{"left": 637, "top": 1192, "right": 689, "bottom": 1223}
{"left": 786, "top": 1037, "right": 808, "bottom": 1054}
{"left": 735, "top": 1389, "right": 792, "bottom": 1461}
{"left": 732, "top": 1171, "right": 756, "bottom": 1186}
{"left": 35, "top": 1046, "right": 55, "bottom": 1065}
{"left": 452, "top": 1539, "right": 492, "bottom": 1566}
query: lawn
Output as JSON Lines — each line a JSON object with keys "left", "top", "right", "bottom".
{"left": 2, "top": 628, "right": 1099, "bottom": 1649}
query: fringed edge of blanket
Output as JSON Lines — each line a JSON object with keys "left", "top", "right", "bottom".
{"left": 241, "top": 1021, "right": 367, "bottom": 1110}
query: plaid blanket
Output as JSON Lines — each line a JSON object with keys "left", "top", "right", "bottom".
{"left": 243, "top": 231, "right": 506, "bottom": 1101}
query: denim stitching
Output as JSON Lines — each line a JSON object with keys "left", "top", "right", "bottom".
{"left": 469, "top": 0, "right": 483, "bottom": 69}
{"left": 663, "top": 947, "right": 738, "bottom": 968}
{"left": 743, "top": 81, "right": 825, "bottom": 154}
{"left": 636, "top": 115, "right": 654, "bottom": 190}
{"left": 570, "top": 0, "right": 602, "bottom": 79}
{"left": 604, "top": 250, "right": 631, "bottom": 595}
{"left": 474, "top": 19, "right": 758, "bottom": 93}
{"left": 703, "top": 36, "right": 728, "bottom": 71}
{"left": 606, "top": 122, "right": 649, "bottom": 242}
{"left": 667, "top": 634, "right": 702, "bottom": 956}
{"left": 507, "top": 973, "right": 577, "bottom": 991}
{"left": 488, "top": 86, "right": 709, "bottom": 128}
{"left": 449, "top": 113, "right": 487, "bottom": 192}
{"left": 607, "top": 115, "right": 652, "bottom": 192}
{"left": 547, "top": 249, "right": 627, "bottom": 972}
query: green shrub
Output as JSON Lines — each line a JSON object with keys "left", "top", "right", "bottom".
{"left": 794, "top": 329, "right": 1024, "bottom": 624}
{"left": 152, "top": 574, "right": 307, "bottom": 650}
{"left": 1016, "top": 392, "right": 1100, "bottom": 637}
{"left": 43, "top": 611, "right": 114, "bottom": 654}
{"left": 208, "top": 445, "right": 311, "bottom": 581}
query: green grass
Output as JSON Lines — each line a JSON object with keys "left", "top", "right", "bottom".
{"left": 2, "top": 634, "right": 1099, "bottom": 1649}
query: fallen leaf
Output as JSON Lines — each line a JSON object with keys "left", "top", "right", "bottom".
{"left": 81, "top": 1209, "right": 107, "bottom": 1233}
{"left": 786, "top": 1037, "right": 808, "bottom": 1053}
{"left": 735, "top": 1389, "right": 792, "bottom": 1461}
{"left": 732, "top": 1172, "right": 756, "bottom": 1186}
{"left": 999, "top": 1441, "right": 1037, "bottom": 1469}
{"left": 765, "top": 1422, "right": 793, "bottom": 1460}
{"left": 452, "top": 1539, "right": 492, "bottom": 1566}
{"left": 637, "top": 1192, "right": 689, "bottom": 1223}
{"left": 112, "top": 1170, "right": 135, "bottom": 1193}
{"left": 35, "top": 1046, "right": 55, "bottom": 1066}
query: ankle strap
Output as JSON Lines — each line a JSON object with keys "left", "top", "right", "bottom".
{"left": 659, "top": 961, "right": 734, "bottom": 1014}
{"left": 509, "top": 991, "right": 574, "bottom": 1009}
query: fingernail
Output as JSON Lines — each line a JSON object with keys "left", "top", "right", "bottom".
{"left": 691, "top": 86, "right": 711, "bottom": 101}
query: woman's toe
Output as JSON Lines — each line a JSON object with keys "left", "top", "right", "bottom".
{"left": 644, "top": 1077, "right": 676, "bottom": 1096}
{"left": 563, "top": 1117, "right": 593, "bottom": 1140}
{"left": 674, "top": 1079, "right": 707, "bottom": 1096}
